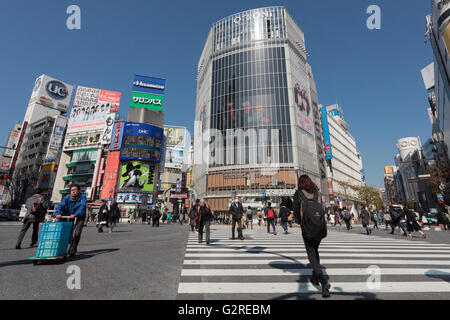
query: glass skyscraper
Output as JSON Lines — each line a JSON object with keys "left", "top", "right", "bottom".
{"left": 194, "top": 7, "right": 323, "bottom": 211}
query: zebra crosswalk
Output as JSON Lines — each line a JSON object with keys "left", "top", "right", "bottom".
{"left": 177, "top": 226, "right": 450, "bottom": 299}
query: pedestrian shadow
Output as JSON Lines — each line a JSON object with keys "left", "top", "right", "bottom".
{"left": 0, "top": 248, "right": 119, "bottom": 267}
{"left": 202, "top": 242, "right": 380, "bottom": 300}
{"left": 425, "top": 270, "right": 450, "bottom": 283}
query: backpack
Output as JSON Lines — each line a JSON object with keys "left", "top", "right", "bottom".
{"left": 343, "top": 210, "right": 350, "bottom": 220}
{"left": 267, "top": 208, "right": 274, "bottom": 219}
{"left": 298, "top": 190, "right": 327, "bottom": 241}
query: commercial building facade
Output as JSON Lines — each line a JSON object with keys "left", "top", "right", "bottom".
{"left": 321, "top": 104, "right": 365, "bottom": 207}
{"left": 193, "top": 7, "right": 323, "bottom": 211}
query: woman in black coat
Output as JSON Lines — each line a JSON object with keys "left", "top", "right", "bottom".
{"left": 109, "top": 202, "right": 120, "bottom": 233}
{"left": 405, "top": 208, "right": 426, "bottom": 239}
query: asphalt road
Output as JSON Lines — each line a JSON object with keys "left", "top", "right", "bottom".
{"left": 0, "top": 221, "right": 189, "bottom": 300}
{"left": 1, "top": 220, "right": 450, "bottom": 300}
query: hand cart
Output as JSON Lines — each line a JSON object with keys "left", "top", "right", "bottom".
{"left": 28, "top": 216, "right": 77, "bottom": 265}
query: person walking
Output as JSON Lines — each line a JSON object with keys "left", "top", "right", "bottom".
{"left": 293, "top": 175, "right": 330, "bottom": 298}
{"left": 229, "top": 196, "right": 244, "bottom": 240}
{"left": 404, "top": 207, "right": 427, "bottom": 239}
{"left": 360, "top": 206, "right": 372, "bottom": 235}
{"left": 384, "top": 210, "right": 392, "bottom": 230}
{"left": 16, "top": 188, "right": 47, "bottom": 249}
{"left": 245, "top": 207, "right": 253, "bottom": 230}
{"left": 97, "top": 200, "right": 109, "bottom": 233}
{"left": 188, "top": 202, "right": 198, "bottom": 232}
{"left": 194, "top": 199, "right": 213, "bottom": 245}
{"left": 329, "top": 211, "right": 335, "bottom": 226}
{"left": 279, "top": 197, "right": 291, "bottom": 234}
{"left": 334, "top": 209, "right": 342, "bottom": 226}
{"left": 152, "top": 206, "right": 161, "bottom": 227}
{"left": 264, "top": 202, "right": 277, "bottom": 235}
{"left": 371, "top": 208, "right": 379, "bottom": 230}
{"left": 342, "top": 207, "right": 352, "bottom": 231}
{"left": 109, "top": 202, "right": 120, "bottom": 233}
{"left": 257, "top": 209, "right": 263, "bottom": 227}
{"left": 389, "top": 205, "right": 407, "bottom": 236}
{"left": 54, "top": 185, "right": 87, "bottom": 257}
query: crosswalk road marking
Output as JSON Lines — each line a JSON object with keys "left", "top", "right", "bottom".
{"left": 177, "top": 226, "right": 450, "bottom": 299}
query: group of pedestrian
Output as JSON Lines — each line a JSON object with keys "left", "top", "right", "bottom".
{"left": 96, "top": 200, "right": 121, "bottom": 233}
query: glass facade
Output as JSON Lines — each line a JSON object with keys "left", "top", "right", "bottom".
{"left": 210, "top": 44, "right": 292, "bottom": 166}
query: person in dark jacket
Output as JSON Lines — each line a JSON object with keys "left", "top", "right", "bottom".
{"left": 54, "top": 185, "right": 87, "bottom": 257}
{"left": 229, "top": 196, "right": 244, "bottom": 240}
{"left": 389, "top": 205, "right": 407, "bottom": 236}
{"left": 97, "top": 200, "right": 109, "bottom": 233}
{"left": 360, "top": 206, "right": 372, "bottom": 235}
{"left": 188, "top": 202, "right": 198, "bottom": 231}
{"left": 194, "top": 199, "right": 213, "bottom": 244}
{"left": 16, "top": 188, "right": 47, "bottom": 249}
{"left": 279, "top": 197, "right": 291, "bottom": 234}
{"left": 109, "top": 202, "right": 120, "bottom": 233}
{"left": 264, "top": 202, "right": 277, "bottom": 235}
{"left": 404, "top": 208, "right": 427, "bottom": 239}
{"left": 293, "top": 175, "right": 330, "bottom": 298}
{"left": 152, "top": 206, "right": 161, "bottom": 227}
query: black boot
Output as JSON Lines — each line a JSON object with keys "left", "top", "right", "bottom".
{"left": 311, "top": 271, "right": 320, "bottom": 286}
{"left": 321, "top": 279, "right": 331, "bottom": 298}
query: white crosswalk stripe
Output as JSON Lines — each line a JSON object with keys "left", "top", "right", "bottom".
{"left": 177, "top": 226, "right": 450, "bottom": 299}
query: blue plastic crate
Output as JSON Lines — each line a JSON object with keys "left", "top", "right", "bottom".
{"left": 35, "top": 222, "right": 73, "bottom": 258}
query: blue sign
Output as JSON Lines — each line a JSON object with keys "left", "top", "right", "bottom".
{"left": 120, "top": 122, "right": 164, "bottom": 162}
{"left": 132, "top": 75, "right": 166, "bottom": 96}
{"left": 321, "top": 106, "right": 333, "bottom": 160}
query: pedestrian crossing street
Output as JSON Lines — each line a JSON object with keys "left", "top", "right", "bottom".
{"left": 177, "top": 226, "right": 450, "bottom": 299}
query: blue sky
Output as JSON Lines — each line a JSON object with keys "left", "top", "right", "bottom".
{"left": 0, "top": 0, "right": 433, "bottom": 188}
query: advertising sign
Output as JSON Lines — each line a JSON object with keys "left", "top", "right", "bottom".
{"left": 421, "top": 62, "right": 435, "bottom": 90}
{"left": 117, "top": 193, "right": 144, "bottom": 204}
{"left": 320, "top": 106, "right": 333, "bottom": 160}
{"left": 48, "top": 115, "right": 68, "bottom": 151}
{"left": 119, "top": 161, "right": 156, "bottom": 192}
{"left": 38, "top": 161, "right": 55, "bottom": 190}
{"left": 1, "top": 158, "right": 11, "bottom": 171}
{"left": 294, "top": 83, "right": 313, "bottom": 134}
{"left": 30, "top": 75, "right": 74, "bottom": 113}
{"left": 111, "top": 121, "right": 124, "bottom": 151}
{"left": 164, "top": 126, "right": 186, "bottom": 149}
{"left": 120, "top": 122, "right": 163, "bottom": 162}
{"left": 73, "top": 86, "right": 121, "bottom": 112}
{"left": 384, "top": 166, "right": 394, "bottom": 175}
{"left": 100, "top": 151, "right": 120, "bottom": 200}
{"left": 3, "top": 124, "right": 21, "bottom": 158}
{"left": 130, "top": 92, "right": 164, "bottom": 111}
{"left": 132, "top": 75, "right": 166, "bottom": 96}
{"left": 67, "top": 104, "right": 114, "bottom": 134}
{"left": 165, "top": 148, "right": 184, "bottom": 169}
{"left": 63, "top": 132, "right": 101, "bottom": 151}
{"left": 186, "top": 172, "right": 191, "bottom": 189}
{"left": 101, "top": 113, "right": 115, "bottom": 145}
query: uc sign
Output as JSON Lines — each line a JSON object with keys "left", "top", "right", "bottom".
{"left": 46, "top": 81, "right": 68, "bottom": 100}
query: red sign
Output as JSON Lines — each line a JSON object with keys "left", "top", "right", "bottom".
{"left": 112, "top": 121, "right": 122, "bottom": 150}
{"left": 100, "top": 151, "right": 120, "bottom": 200}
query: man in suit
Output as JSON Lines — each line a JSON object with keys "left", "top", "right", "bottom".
{"left": 229, "top": 196, "right": 244, "bottom": 240}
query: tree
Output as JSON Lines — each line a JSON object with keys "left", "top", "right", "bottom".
{"left": 352, "top": 185, "right": 384, "bottom": 210}
{"left": 5, "top": 169, "right": 39, "bottom": 209}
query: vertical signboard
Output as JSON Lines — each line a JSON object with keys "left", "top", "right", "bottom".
{"left": 131, "top": 75, "right": 166, "bottom": 111}
{"left": 321, "top": 106, "right": 333, "bottom": 160}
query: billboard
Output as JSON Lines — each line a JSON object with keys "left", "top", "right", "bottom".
{"left": 73, "top": 86, "right": 121, "bottom": 112}
{"left": 67, "top": 103, "right": 114, "bottom": 134}
{"left": 320, "top": 106, "right": 333, "bottom": 160}
{"left": 421, "top": 62, "right": 435, "bottom": 90}
{"left": 100, "top": 113, "right": 116, "bottom": 146}
{"left": 63, "top": 132, "right": 101, "bottom": 151}
{"left": 49, "top": 116, "right": 68, "bottom": 149}
{"left": 120, "top": 122, "right": 163, "bottom": 162}
{"left": 38, "top": 161, "right": 55, "bottom": 190}
{"left": 132, "top": 75, "right": 166, "bottom": 96}
{"left": 130, "top": 92, "right": 164, "bottom": 111}
{"left": 384, "top": 166, "right": 394, "bottom": 175}
{"left": 110, "top": 121, "right": 124, "bottom": 151}
{"left": 119, "top": 161, "right": 156, "bottom": 192}
{"left": 30, "top": 75, "right": 74, "bottom": 113}
{"left": 116, "top": 193, "right": 144, "bottom": 204}
{"left": 294, "top": 83, "right": 313, "bottom": 134}
{"left": 164, "top": 126, "right": 186, "bottom": 149}
{"left": 100, "top": 151, "right": 120, "bottom": 200}
{"left": 3, "top": 124, "right": 21, "bottom": 158}
{"left": 165, "top": 148, "right": 184, "bottom": 169}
